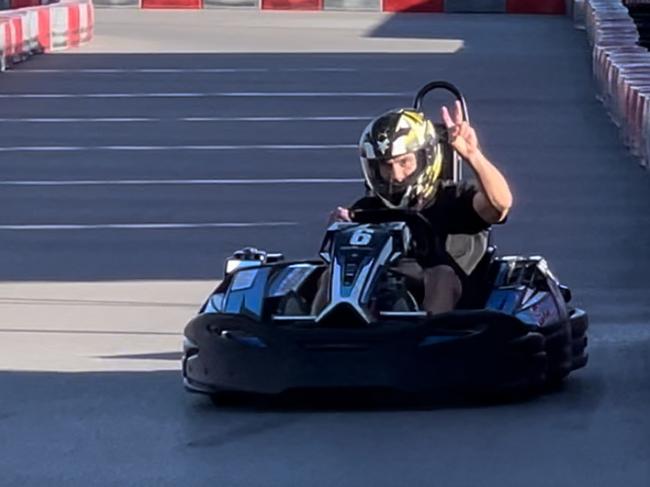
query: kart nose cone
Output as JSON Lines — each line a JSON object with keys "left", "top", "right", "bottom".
{"left": 316, "top": 302, "right": 370, "bottom": 328}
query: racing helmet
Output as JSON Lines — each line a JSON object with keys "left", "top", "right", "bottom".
{"left": 359, "top": 108, "right": 443, "bottom": 209}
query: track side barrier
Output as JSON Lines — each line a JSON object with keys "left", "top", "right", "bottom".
{"left": 112, "top": 0, "right": 569, "bottom": 11}
{"left": 141, "top": 0, "right": 202, "bottom": 8}
{"left": 580, "top": 0, "right": 650, "bottom": 168}
{"left": 0, "top": 0, "right": 93, "bottom": 71}
{"left": 0, "top": 0, "right": 59, "bottom": 10}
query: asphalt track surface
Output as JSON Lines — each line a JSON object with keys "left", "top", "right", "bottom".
{"left": 1, "top": 9, "right": 650, "bottom": 487}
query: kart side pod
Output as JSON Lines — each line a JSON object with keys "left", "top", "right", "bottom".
{"left": 224, "top": 247, "right": 284, "bottom": 275}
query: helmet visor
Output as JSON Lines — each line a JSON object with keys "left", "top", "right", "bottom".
{"left": 361, "top": 150, "right": 428, "bottom": 208}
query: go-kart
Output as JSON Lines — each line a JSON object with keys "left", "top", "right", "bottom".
{"left": 182, "top": 82, "right": 589, "bottom": 398}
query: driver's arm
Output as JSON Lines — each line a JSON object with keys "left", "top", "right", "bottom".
{"left": 442, "top": 102, "right": 512, "bottom": 224}
{"left": 467, "top": 150, "right": 512, "bottom": 224}
{"left": 329, "top": 196, "right": 384, "bottom": 224}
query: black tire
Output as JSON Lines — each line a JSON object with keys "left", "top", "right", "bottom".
{"left": 541, "top": 320, "right": 573, "bottom": 383}
{"left": 572, "top": 335, "right": 588, "bottom": 355}
{"left": 508, "top": 331, "right": 545, "bottom": 354}
{"left": 543, "top": 321, "right": 571, "bottom": 353}
{"left": 569, "top": 308, "right": 589, "bottom": 371}
{"left": 569, "top": 308, "right": 589, "bottom": 338}
{"left": 483, "top": 309, "right": 588, "bottom": 396}
{"left": 572, "top": 353, "right": 589, "bottom": 370}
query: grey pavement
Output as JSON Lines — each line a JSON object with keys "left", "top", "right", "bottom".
{"left": 0, "top": 9, "right": 649, "bottom": 487}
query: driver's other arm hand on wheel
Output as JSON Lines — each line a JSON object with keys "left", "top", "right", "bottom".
{"left": 328, "top": 206, "right": 351, "bottom": 224}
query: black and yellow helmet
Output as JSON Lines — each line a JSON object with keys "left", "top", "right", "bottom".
{"left": 359, "top": 108, "right": 443, "bottom": 209}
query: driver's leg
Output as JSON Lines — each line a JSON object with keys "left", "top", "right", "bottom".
{"left": 423, "top": 265, "right": 463, "bottom": 314}
{"left": 310, "top": 268, "right": 330, "bottom": 315}
{"left": 312, "top": 264, "right": 463, "bottom": 315}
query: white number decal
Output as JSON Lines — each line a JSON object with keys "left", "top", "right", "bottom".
{"left": 350, "top": 228, "right": 373, "bottom": 246}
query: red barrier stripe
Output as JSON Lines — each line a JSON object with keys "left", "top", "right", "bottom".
{"left": 383, "top": 0, "right": 443, "bottom": 13}
{"left": 261, "top": 0, "right": 322, "bottom": 9}
{"left": 68, "top": 4, "right": 80, "bottom": 47}
{"left": 9, "top": 0, "right": 41, "bottom": 8}
{"left": 506, "top": 0, "right": 565, "bottom": 14}
{"left": 37, "top": 7, "right": 50, "bottom": 51}
{"left": 2, "top": 20, "right": 11, "bottom": 58}
{"left": 141, "top": 0, "right": 203, "bottom": 8}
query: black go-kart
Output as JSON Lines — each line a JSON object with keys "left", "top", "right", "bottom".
{"left": 182, "top": 82, "right": 589, "bottom": 399}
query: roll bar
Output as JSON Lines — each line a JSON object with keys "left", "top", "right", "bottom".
{"left": 412, "top": 81, "right": 469, "bottom": 182}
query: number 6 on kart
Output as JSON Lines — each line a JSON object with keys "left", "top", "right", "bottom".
{"left": 349, "top": 228, "right": 373, "bottom": 246}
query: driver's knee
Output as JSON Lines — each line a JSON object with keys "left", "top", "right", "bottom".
{"left": 311, "top": 268, "right": 331, "bottom": 315}
{"left": 423, "top": 265, "right": 463, "bottom": 313}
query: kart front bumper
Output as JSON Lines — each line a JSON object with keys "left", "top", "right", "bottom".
{"left": 182, "top": 311, "right": 546, "bottom": 395}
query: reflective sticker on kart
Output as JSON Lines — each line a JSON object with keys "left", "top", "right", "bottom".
{"left": 230, "top": 269, "right": 258, "bottom": 291}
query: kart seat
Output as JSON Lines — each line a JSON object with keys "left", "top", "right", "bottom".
{"left": 445, "top": 230, "right": 490, "bottom": 277}
{"left": 453, "top": 234, "right": 497, "bottom": 310}
{"left": 389, "top": 231, "right": 493, "bottom": 310}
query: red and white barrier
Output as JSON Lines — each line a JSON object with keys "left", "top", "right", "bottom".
{"left": 0, "top": 0, "right": 93, "bottom": 71}
{"left": 126, "top": 0, "right": 568, "bottom": 12}
{"left": 8, "top": 0, "right": 43, "bottom": 8}
{"left": 141, "top": 0, "right": 202, "bottom": 8}
{"left": 583, "top": 0, "right": 650, "bottom": 168}
{"left": 381, "top": 0, "right": 566, "bottom": 13}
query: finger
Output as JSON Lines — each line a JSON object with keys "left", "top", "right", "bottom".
{"left": 441, "top": 106, "right": 455, "bottom": 128}
{"left": 448, "top": 126, "right": 460, "bottom": 143}
{"left": 454, "top": 100, "right": 463, "bottom": 126}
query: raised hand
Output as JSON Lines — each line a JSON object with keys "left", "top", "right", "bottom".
{"left": 441, "top": 100, "right": 480, "bottom": 160}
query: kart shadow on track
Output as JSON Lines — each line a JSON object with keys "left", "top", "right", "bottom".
{"left": 199, "top": 378, "right": 592, "bottom": 413}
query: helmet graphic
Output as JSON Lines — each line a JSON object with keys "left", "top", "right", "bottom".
{"left": 359, "top": 108, "right": 443, "bottom": 209}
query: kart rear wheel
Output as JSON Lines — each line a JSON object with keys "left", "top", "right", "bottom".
{"left": 542, "top": 320, "right": 573, "bottom": 383}
{"left": 568, "top": 308, "right": 589, "bottom": 371}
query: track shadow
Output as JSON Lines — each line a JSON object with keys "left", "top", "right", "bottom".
{"left": 366, "top": 11, "right": 576, "bottom": 45}
{"left": 97, "top": 351, "right": 183, "bottom": 361}
{"left": 2, "top": 339, "right": 648, "bottom": 487}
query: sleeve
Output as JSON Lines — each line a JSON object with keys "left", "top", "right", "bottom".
{"left": 349, "top": 196, "right": 385, "bottom": 211}
{"left": 444, "top": 181, "right": 493, "bottom": 235}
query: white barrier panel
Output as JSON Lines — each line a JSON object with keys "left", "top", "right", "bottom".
{"left": 49, "top": 3, "right": 69, "bottom": 50}
{"left": 79, "top": 0, "right": 93, "bottom": 43}
{"left": 0, "top": 21, "right": 6, "bottom": 71}
{"left": 25, "top": 8, "right": 40, "bottom": 52}
{"left": 323, "top": 0, "right": 379, "bottom": 10}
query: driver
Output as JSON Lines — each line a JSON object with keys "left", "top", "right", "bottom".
{"left": 323, "top": 102, "right": 512, "bottom": 315}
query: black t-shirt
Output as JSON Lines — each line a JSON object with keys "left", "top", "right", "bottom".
{"left": 350, "top": 181, "right": 492, "bottom": 268}
{"left": 351, "top": 181, "right": 491, "bottom": 236}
